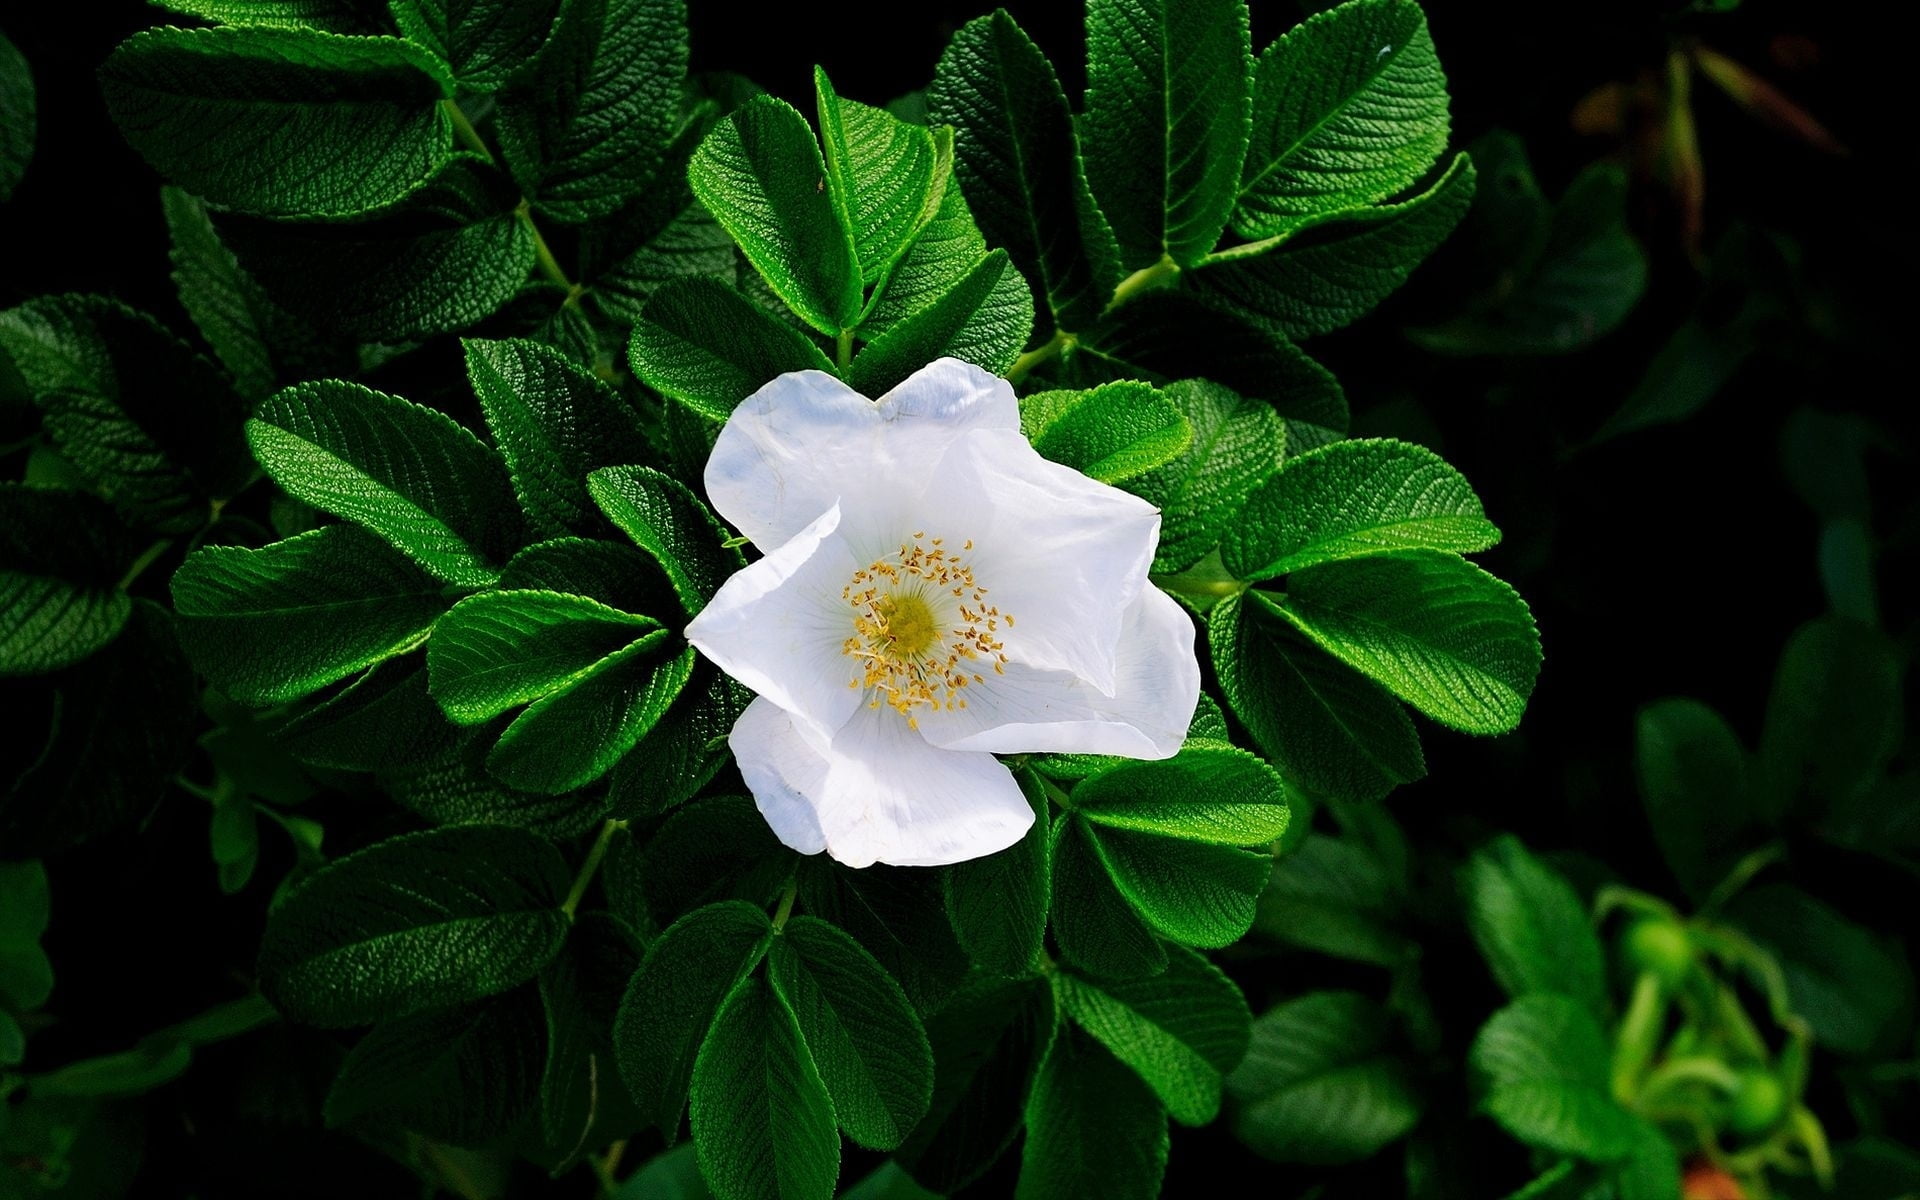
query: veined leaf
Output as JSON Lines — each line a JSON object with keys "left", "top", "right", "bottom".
{"left": 846, "top": 249, "right": 1033, "bottom": 396}
{"left": 100, "top": 27, "right": 453, "bottom": 219}
{"left": 587, "top": 464, "right": 744, "bottom": 616}
{"left": 605, "top": 664, "right": 752, "bottom": 820}
{"left": 1123, "top": 379, "right": 1284, "bottom": 574}
{"left": 2, "top": 30, "right": 35, "bottom": 202}
{"left": 465, "top": 338, "right": 652, "bottom": 539}
{"left": 258, "top": 825, "right": 570, "bottom": 1027}
{"left": 391, "top": 0, "right": 559, "bottom": 90}
{"left": 147, "top": 0, "right": 390, "bottom": 32}
{"left": 1210, "top": 590, "right": 1426, "bottom": 803}
{"left": 943, "top": 774, "right": 1049, "bottom": 976}
{"left": 589, "top": 195, "right": 737, "bottom": 325}
{"left": 1083, "top": 819, "right": 1269, "bottom": 948}
{"left": 928, "top": 11, "right": 1120, "bottom": 334}
{"left": 1224, "top": 437, "right": 1499, "bottom": 580}
{"left": 427, "top": 589, "right": 658, "bottom": 723}
{"left": 1636, "top": 698, "right": 1757, "bottom": 906}
{"left": 1082, "top": 0, "right": 1251, "bottom": 269}
{"left": 897, "top": 978, "right": 1054, "bottom": 1193}
{"left": 627, "top": 276, "right": 835, "bottom": 422}
{"left": 1470, "top": 993, "right": 1639, "bottom": 1160}
{"left": 1017, "top": 1024, "right": 1168, "bottom": 1200}
{"left": 1234, "top": 0, "right": 1450, "bottom": 238}
{"left": 691, "top": 975, "right": 841, "bottom": 1200}
{"left": 0, "top": 486, "right": 138, "bottom": 676}
{"left": 1075, "top": 747, "right": 1291, "bottom": 846}
{"left": 815, "top": 67, "right": 939, "bottom": 285}
{"left": 690, "top": 94, "right": 860, "bottom": 336}
{"left": 770, "top": 916, "right": 935, "bottom": 1151}
{"left": 629, "top": 795, "right": 791, "bottom": 929}
{"left": 174, "top": 524, "right": 449, "bottom": 704}
{"left": 1056, "top": 946, "right": 1251, "bottom": 1126}
{"left": 861, "top": 167, "right": 990, "bottom": 336}
{"left": 1462, "top": 836, "right": 1608, "bottom": 1017}
{"left": 486, "top": 635, "right": 694, "bottom": 793}
{"left": 1018, "top": 381, "right": 1192, "bottom": 485}
{"left": 1051, "top": 815, "right": 1167, "bottom": 980}
{"left": 1255, "top": 835, "right": 1414, "bottom": 967}
{"left": 247, "top": 379, "right": 521, "bottom": 588}
{"left": 1274, "top": 550, "right": 1541, "bottom": 735}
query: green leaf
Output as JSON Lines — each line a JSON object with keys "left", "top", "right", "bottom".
{"left": 605, "top": 666, "right": 752, "bottom": 820}
{"left": 173, "top": 524, "right": 449, "bottom": 705}
{"left": 1082, "top": 0, "right": 1250, "bottom": 269}
{"left": 1083, "top": 819, "right": 1269, "bottom": 948}
{"left": 1636, "top": 698, "right": 1759, "bottom": 904}
{"left": 390, "top": 0, "right": 559, "bottom": 90}
{"left": 691, "top": 975, "right": 840, "bottom": 1200}
{"left": 943, "top": 774, "right": 1050, "bottom": 976}
{"left": 1462, "top": 836, "right": 1608, "bottom": 1016}
{"left": 1051, "top": 815, "right": 1167, "bottom": 980}
{"left": 1, "top": 30, "right": 35, "bottom": 202}
{"left": 1235, "top": 0, "right": 1450, "bottom": 238}
{"left": 258, "top": 825, "right": 570, "bottom": 1027}
{"left": 464, "top": 338, "right": 652, "bottom": 539}
{"left": 1470, "top": 994, "right": 1639, "bottom": 1160}
{"left": 1017, "top": 381, "right": 1192, "bottom": 485}
{"left": 897, "top": 978, "right": 1053, "bottom": 1193}
{"left": 588, "top": 194, "right": 738, "bottom": 325}
{"left": 0, "top": 863, "right": 51, "bottom": 1014}
{"left": 815, "top": 67, "right": 939, "bottom": 285}
{"left": 487, "top": 636, "right": 693, "bottom": 793}
{"left": 1210, "top": 590, "right": 1426, "bottom": 802}
{"left": 428, "top": 589, "right": 658, "bottom": 723}
{"left": 1123, "top": 380, "right": 1284, "bottom": 573}
{"left": 0, "top": 1010, "right": 23, "bottom": 1066}
{"left": 690, "top": 94, "right": 860, "bottom": 336}
{"left": 798, "top": 863, "right": 971, "bottom": 1015}
{"left": 323, "top": 989, "right": 544, "bottom": 1143}
{"left": 387, "top": 735, "right": 607, "bottom": 836}
{"left": 860, "top": 165, "right": 990, "bottom": 336}
{"left": 587, "top": 464, "right": 744, "bottom": 615}
{"left": 614, "top": 900, "right": 773, "bottom": 1140}
{"left": 1759, "top": 616, "right": 1903, "bottom": 821}
{"left": 1254, "top": 833, "right": 1413, "bottom": 967}
{"left": 148, "top": 0, "right": 390, "bottom": 32}
{"left": 496, "top": 0, "right": 687, "bottom": 222}
{"left": 0, "top": 295, "right": 250, "bottom": 534}
{"left": 629, "top": 796, "right": 792, "bottom": 932}
{"left": 276, "top": 659, "right": 459, "bottom": 772}
{"left": 627, "top": 277, "right": 836, "bottom": 422}
{"left": 1017, "top": 1023, "right": 1168, "bottom": 1200}
{"left": 1726, "top": 884, "right": 1914, "bottom": 1057}
{"left": 247, "top": 379, "right": 521, "bottom": 588}
{"left": 1274, "top": 550, "right": 1541, "bottom": 735}
{"left": 1199, "top": 152, "right": 1475, "bottom": 339}
{"left": 1227, "top": 990, "right": 1424, "bottom": 1164}
{"left": 846, "top": 249, "right": 1033, "bottom": 395}
{"left": 1056, "top": 946, "right": 1249, "bottom": 1126}
{"left": 770, "top": 917, "right": 934, "bottom": 1151}
{"left": 0, "top": 486, "right": 136, "bottom": 676}
{"left": 927, "top": 11, "right": 1120, "bottom": 334}
{"left": 1223, "top": 436, "right": 1499, "bottom": 581}
{"left": 1074, "top": 747, "right": 1291, "bottom": 846}
{"left": 100, "top": 27, "right": 453, "bottom": 219}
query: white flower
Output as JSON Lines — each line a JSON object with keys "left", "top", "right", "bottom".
{"left": 685, "top": 358, "right": 1200, "bottom": 868}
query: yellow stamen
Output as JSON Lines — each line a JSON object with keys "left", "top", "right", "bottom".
{"left": 841, "top": 532, "right": 1013, "bottom": 722}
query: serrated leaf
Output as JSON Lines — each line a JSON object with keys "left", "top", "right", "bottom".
{"left": 100, "top": 27, "right": 453, "bottom": 219}
{"left": 1210, "top": 590, "right": 1425, "bottom": 803}
{"left": 815, "top": 67, "right": 939, "bottom": 285}
{"left": 627, "top": 276, "right": 836, "bottom": 422}
{"left": 323, "top": 989, "right": 544, "bottom": 1143}
{"left": 1017, "top": 1023, "right": 1168, "bottom": 1200}
{"left": 1227, "top": 990, "right": 1423, "bottom": 1164}
{"left": 386, "top": 733, "right": 605, "bottom": 837}
{"left": 1254, "top": 834, "right": 1413, "bottom": 966}
{"left": 1224, "top": 436, "right": 1499, "bottom": 581}
{"left": 1726, "top": 884, "right": 1914, "bottom": 1057}
{"left": 690, "top": 94, "right": 860, "bottom": 335}
{"left": 770, "top": 916, "right": 934, "bottom": 1151}
{"left": 1463, "top": 836, "right": 1608, "bottom": 1016}
{"left": 614, "top": 900, "right": 774, "bottom": 1141}
{"left": 605, "top": 665, "right": 751, "bottom": 820}
{"left": 796, "top": 863, "right": 971, "bottom": 1016}
{"left": 1122, "top": 380, "right": 1284, "bottom": 573}
{"left": 927, "top": 11, "right": 1119, "bottom": 334}
{"left": 1083, "top": 819, "right": 1268, "bottom": 948}
{"left": 1017, "top": 381, "right": 1192, "bottom": 486}
{"left": 587, "top": 464, "right": 744, "bottom": 615}
{"left": 1075, "top": 747, "right": 1291, "bottom": 846}
{"left": 1083, "top": 0, "right": 1250, "bottom": 269}
{"left": 861, "top": 168, "right": 989, "bottom": 336}
{"left": 257, "top": 825, "right": 570, "bottom": 1027}
{"left": 1199, "top": 152, "right": 1475, "bottom": 339}
{"left": 897, "top": 978, "right": 1054, "bottom": 1193}
{"left": 428, "top": 589, "right": 658, "bottom": 723}
{"left": 499, "top": 536, "right": 672, "bottom": 613}
{"left": 943, "top": 774, "right": 1049, "bottom": 976}
{"left": 846, "top": 249, "right": 1033, "bottom": 395}
{"left": 1636, "top": 698, "right": 1758, "bottom": 905}
{"left": 2, "top": 30, "right": 36, "bottom": 202}
{"left": 248, "top": 379, "right": 521, "bottom": 588}
{"left": 464, "top": 338, "right": 652, "bottom": 539}
{"left": 1274, "top": 550, "right": 1541, "bottom": 735}
{"left": 148, "top": 0, "right": 390, "bottom": 32}
{"left": 1472, "top": 994, "right": 1638, "bottom": 1160}
{"left": 631, "top": 796, "right": 791, "bottom": 929}
{"left": 487, "top": 635, "right": 693, "bottom": 793}
{"left": 1057, "top": 946, "right": 1249, "bottom": 1126}
{"left": 1050, "top": 815, "right": 1167, "bottom": 980}
{"left": 1235, "top": 0, "right": 1448, "bottom": 237}
{"left": 0, "top": 486, "right": 137, "bottom": 676}
{"left": 691, "top": 975, "right": 841, "bottom": 1200}
{"left": 391, "top": 0, "right": 559, "bottom": 90}
{"left": 173, "top": 524, "right": 449, "bottom": 705}
{"left": 0, "top": 295, "right": 250, "bottom": 533}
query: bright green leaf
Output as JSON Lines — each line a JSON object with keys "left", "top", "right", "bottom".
{"left": 1074, "top": 747, "right": 1291, "bottom": 846}
{"left": 1470, "top": 994, "right": 1639, "bottom": 1160}
{"left": 390, "top": 0, "right": 559, "bottom": 90}
{"left": 846, "top": 249, "right": 1033, "bottom": 395}
{"left": 587, "top": 464, "right": 744, "bottom": 615}
{"left": 1124, "top": 380, "right": 1285, "bottom": 573}
{"left": 1016, "top": 1023, "right": 1168, "bottom": 1200}
{"left": 1084, "top": 820, "right": 1269, "bottom": 948}
{"left": 815, "top": 67, "right": 939, "bottom": 285}
{"left": 1462, "top": 836, "right": 1608, "bottom": 1016}
{"left": 486, "top": 635, "right": 693, "bottom": 793}
{"left": 627, "top": 277, "right": 836, "bottom": 422}
{"left": 1050, "top": 815, "right": 1167, "bottom": 980}
{"left": 148, "top": 0, "right": 389, "bottom": 32}
{"left": 860, "top": 167, "right": 991, "bottom": 337}
{"left": 1018, "top": 381, "right": 1193, "bottom": 485}
{"left": 428, "top": 589, "right": 658, "bottom": 723}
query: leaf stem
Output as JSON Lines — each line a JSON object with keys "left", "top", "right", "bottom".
{"left": 1006, "top": 330, "right": 1074, "bottom": 385}
{"left": 592, "top": 1140, "right": 628, "bottom": 1196}
{"left": 771, "top": 875, "right": 799, "bottom": 930}
{"left": 117, "top": 538, "right": 175, "bottom": 591}
{"left": 516, "top": 200, "right": 576, "bottom": 293}
{"left": 561, "top": 819, "right": 625, "bottom": 920}
{"left": 1105, "top": 253, "right": 1181, "bottom": 313}
{"left": 441, "top": 98, "right": 495, "bottom": 163}
{"left": 835, "top": 329, "right": 854, "bottom": 371}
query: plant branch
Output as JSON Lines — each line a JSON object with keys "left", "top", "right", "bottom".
{"left": 561, "top": 819, "right": 625, "bottom": 920}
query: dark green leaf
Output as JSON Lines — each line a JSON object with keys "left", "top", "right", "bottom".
{"left": 1726, "top": 884, "right": 1914, "bottom": 1057}
{"left": 391, "top": 0, "right": 559, "bottom": 90}
{"left": 1462, "top": 836, "right": 1608, "bottom": 1015}
{"left": 815, "top": 67, "right": 939, "bottom": 285}
{"left": 632, "top": 795, "right": 791, "bottom": 929}
{"left": 1084, "top": 819, "right": 1268, "bottom": 948}
{"left": 1470, "top": 994, "right": 1638, "bottom": 1160}
{"left": 1075, "top": 747, "right": 1291, "bottom": 846}
{"left": 587, "top": 464, "right": 744, "bottom": 615}
{"left": 487, "top": 636, "right": 693, "bottom": 793}
{"left": 627, "top": 277, "right": 836, "bottom": 422}
{"left": 1123, "top": 379, "right": 1284, "bottom": 572}
{"left": 385, "top": 733, "right": 605, "bottom": 836}
{"left": 1051, "top": 815, "right": 1168, "bottom": 980}
{"left": 100, "top": 27, "right": 453, "bottom": 219}
{"left": 0, "top": 486, "right": 136, "bottom": 676}
{"left": 1759, "top": 617, "right": 1903, "bottom": 821}
{"left": 897, "top": 978, "right": 1054, "bottom": 1194}
{"left": 1017, "top": 1023, "right": 1168, "bottom": 1200}
{"left": 605, "top": 666, "right": 751, "bottom": 820}
{"left": 796, "top": 862, "right": 970, "bottom": 1015}
{"left": 927, "top": 11, "right": 1119, "bottom": 334}
{"left": 428, "top": 589, "right": 658, "bottom": 723}
{"left": 1210, "top": 590, "right": 1425, "bottom": 802}
{"left": 943, "top": 773, "right": 1049, "bottom": 976}
{"left": 1636, "top": 698, "right": 1759, "bottom": 904}
{"left": 1254, "top": 833, "right": 1413, "bottom": 966}
{"left": 276, "top": 658, "right": 463, "bottom": 772}
{"left": 1227, "top": 990, "right": 1423, "bottom": 1164}
{"left": 1235, "top": 0, "right": 1450, "bottom": 238}
{"left": 257, "top": 825, "right": 570, "bottom": 1027}
{"left": 690, "top": 975, "right": 840, "bottom": 1200}
{"left": 1018, "top": 381, "right": 1191, "bottom": 485}
{"left": 1082, "top": 0, "right": 1250, "bottom": 269}
{"left": 589, "top": 196, "right": 737, "bottom": 324}
{"left": 2, "top": 30, "right": 37, "bottom": 202}
{"left": 846, "top": 249, "right": 1033, "bottom": 395}
{"left": 498, "top": 536, "right": 671, "bottom": 612}
{"left": 248, "top": 379, "right": 521, "bottom": 588}
{"left": 148, "top": 0, "right": 390, "bottom": 32}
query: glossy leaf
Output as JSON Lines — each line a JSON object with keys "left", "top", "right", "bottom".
{"left": 587, "top": 464, "right": 744, "bottom": 615}
{"left": 1074, "top": 747, "right": 1291, "bottom": 846}
{"left": 1462, "top": 836, "right": 1608, "bottom": 1016}
{"left": 846, "top": 249, "right": 1033, "bottom": 395}
{"left": 627, "top": 276, "right": 836, "bottom": 422}
{"left": 1018, "top": 381, "right": 1192, "bottom": 485}
{"left": 1123, "top": 380, "right": 1285, "bottom": 573}
{"left": 1016, "top": 1023, "right": 1168, "bottom": 1200}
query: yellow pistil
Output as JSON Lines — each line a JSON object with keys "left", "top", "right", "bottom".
{"left": 841, "top": 533, "right": 1011, "bottom": 729}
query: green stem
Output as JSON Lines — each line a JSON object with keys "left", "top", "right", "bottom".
{"left": 1700, "top": 842, "right": 1784, "bottom": 915}
{"left": 592, "top": 1140, "right": 628, "bottom": 1197}
{"left": 771, "top": 875, "right": 799, "bottom": 930}
{"left": 836, "top": 329, "right": 854, "bottom": 371}
{"left": 518, "top": 200, "right": 576, "bottom": 292}
{"left": 1006, "top": 330, "right": 1074, "bottom": 384}
{"left": 1040, "top": 776, "right": 1075, "bottom": 811}
{"left": 561, "top": 819, "right": 624, "bottom": 920}
{"left": 1636, "top": 1054, "right": 1743, "bottom": 1109}
{"left": 441, "top": 98, "right": 495, "bottom": 163}
{"left": 1612, "top": 971, "right": 1666, "bottom": 1104}
{"left": 1105, "top": 253, "right": 1181, "bottom": 313}
{"left": 118, "top": 538, "right": 175, "bottom": 591}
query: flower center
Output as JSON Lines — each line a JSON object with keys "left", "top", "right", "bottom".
{"left": 841, "top": 533, "right": 1013, "bottom": 728}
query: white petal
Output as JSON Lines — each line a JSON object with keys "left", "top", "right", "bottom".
{"left": 912, "top": 429, "right": 1160, "bottom": 693}
{"left": 731, "top": 697, "right": 1034, "bottom": 868}
{"left": 684, "top": 504, "right": 861, "bottom": 743}
{"left": 705, "top": 358, "right": 1020, "bottom": 551}
{"left": 917, "top": 585, "right": 1200, "bottom": 758}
